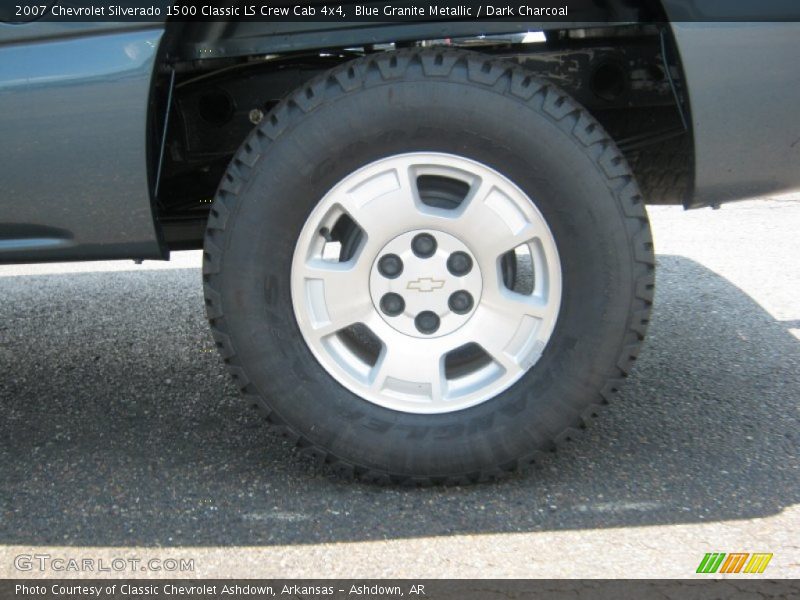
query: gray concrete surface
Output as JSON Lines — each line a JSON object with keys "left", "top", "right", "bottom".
{"left": 0, "top": 197, "right": 798, "bottom": 578}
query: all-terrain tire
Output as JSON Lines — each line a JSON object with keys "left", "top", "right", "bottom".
{"left": 203, "top": 48, "right": 655, "bottom": 484}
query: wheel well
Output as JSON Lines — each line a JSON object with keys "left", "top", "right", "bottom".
{"left": 150, "top": 13, "right": 692, "bottom": 250}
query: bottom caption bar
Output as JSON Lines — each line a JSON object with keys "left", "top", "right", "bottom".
{"left": 4, "top": 580, "right": 800, "bottom": 599}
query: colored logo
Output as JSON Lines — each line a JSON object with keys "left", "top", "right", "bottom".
{"left": 407, "top": 277, "right": 445, "bottom": 292}
{"left": 696, "top": 553, "right": 773, "bottom": 574}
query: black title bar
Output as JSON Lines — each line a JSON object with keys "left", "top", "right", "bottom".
{"left": 2, "top": 0, "right": 800, "bottom": 23}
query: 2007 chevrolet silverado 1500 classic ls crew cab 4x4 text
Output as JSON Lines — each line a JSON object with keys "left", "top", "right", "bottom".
{"left": 1, "top": 1, "right": 798, "bottom": 483}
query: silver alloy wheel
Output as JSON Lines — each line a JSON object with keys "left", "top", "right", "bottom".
{"left": 291, "top": 153, "right": 562, "bottom": 414}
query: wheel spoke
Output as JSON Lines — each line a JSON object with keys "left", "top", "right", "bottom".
{"left": 337, "top": 162, "right": 425, "bottom": 244}
{"left": 483, "top": 281, "right": 551, "bottom": 320}
{"left": 297, "top": 258, "right": 375, "bottom": 337}
{"left": 487, "top": 222, "right": 547, "bottom": 257}
{"left": 369, "top": 341, "right": 447, "bottom": 403}
{"left": 458, "top": 179, "right": 547, "bottom": 258}
{"left": 469, "top": 287, "right": 552, "bottom": 376}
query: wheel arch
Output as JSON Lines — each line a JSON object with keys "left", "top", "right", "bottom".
{"left": 149, "top": 2, "right": 695, "bottom": 252}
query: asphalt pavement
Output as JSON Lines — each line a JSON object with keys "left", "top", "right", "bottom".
{"left": 0, "top": 197, "right": 798, "bottom": 578}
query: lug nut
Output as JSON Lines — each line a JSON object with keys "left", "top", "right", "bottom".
{"left": 380, "top": 293, "right": 405, "bottom": 317}
{"left": 411, "top": 233, "right": 437, "bottom": 258}
{"left": 377, "top": 253, "right": 403, "bottom": 278}
{"left": 414, "top": 310, "right": 440, "bottom": 334}
{"left": 447, "top": 251, "right": 473, "bottom": 276}
{"left": 448, "top": 290, "right": 474, "bottom": 314}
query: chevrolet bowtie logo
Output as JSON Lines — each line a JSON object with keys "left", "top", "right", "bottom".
{"left": 407, "top": 277, "right": 445, "bottom": 292}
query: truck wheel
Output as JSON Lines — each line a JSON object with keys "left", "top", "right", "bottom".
{"left": 203, "top": 49, "right": 654, "bottom": 483}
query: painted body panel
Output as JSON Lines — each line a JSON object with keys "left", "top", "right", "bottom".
{"left": 669, "top": 21, "right": 800, "bottom": 206}
{"left": 0, "top": 25, "right": 165, "bottom": 262}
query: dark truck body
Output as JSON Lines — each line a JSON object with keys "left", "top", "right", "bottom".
{"left": 1, "top": 3, "right": 799, "bottom": 263}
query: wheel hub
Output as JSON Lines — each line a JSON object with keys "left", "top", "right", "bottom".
{"left": 369, "top": 230, "right": 482, "bottom": 338}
